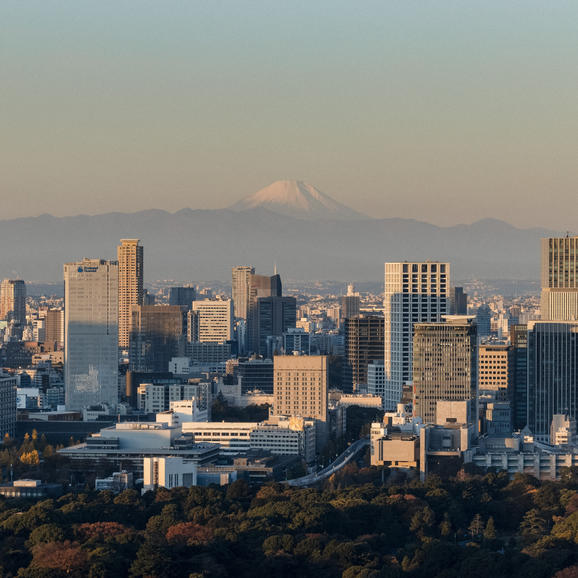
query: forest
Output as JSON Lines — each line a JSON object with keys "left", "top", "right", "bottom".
{"left": 0, "top": 463, "right": 576, "bottom": 577}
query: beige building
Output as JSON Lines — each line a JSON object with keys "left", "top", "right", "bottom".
{"left": 232, "top": 266, "right": 254, "bottom": 320}
{"left": 478, "top": 344, "right": 511, "bottom": 400}
{"left": 541, "top": 236, "right": 578, "bottom": 321}
{"left": 118, "top": 239, "right": 144, "bottom": 349}
{"left": 273, "top": 355, "right": 328, "bottom": 422}
{"left": 0, "top": 279, "right": 26, "bottom": 325}
{"left": 188, "top": 300, "right": 233, "bottom": 343}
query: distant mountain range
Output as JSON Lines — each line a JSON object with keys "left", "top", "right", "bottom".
{"left": 0, "top": 180, "right": 554, "bottom": 283}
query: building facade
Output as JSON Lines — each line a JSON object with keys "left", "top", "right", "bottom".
{"left": 541, "top": 236, "right": 578, "bottom": 321}
{"left": 232, "top": 266, "right": 255, "bottom": 321}
{"left": 527, "top": 321, "right": 578, "bottom": 442}
{"left": 383, "top": 262, "right": 449, "bottom": 410}
{"left": 343, "top": 316, "right": 385, "bottom": 393}
{"left": 64, "top": 258, "right": 119, "bottom": 410}
{"left": 273, "top": 355, "right": 328, "bottom": 422}
{"left": 0, "top": 279, "right": 26, "bottom": 325}
{"left": 117, "top": 239, "right": 144, "bottom": 349}
{"left": 412, "top": 316, "right": 477, "bottom": 426}
{"left": 189, "top": 300, "right": 233, "bottom": 343}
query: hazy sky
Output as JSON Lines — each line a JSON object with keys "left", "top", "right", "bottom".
{"left": 2, "top": 1, "right": 578, "bottom": 229}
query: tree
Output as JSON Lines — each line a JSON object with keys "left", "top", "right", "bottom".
{"left": 483, "top": 516, "right": 496, "bottom": 541}
{"left": 31, "top": 541, "right": 88, "bottom": 575}
{"left": 468, "top": 513, "right": 484, "bottom": 539}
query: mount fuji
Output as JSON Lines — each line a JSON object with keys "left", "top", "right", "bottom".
{"left": 230, "top": 180, "right": 367, "bottom": 220}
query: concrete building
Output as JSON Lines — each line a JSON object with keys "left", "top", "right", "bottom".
{"left": 117, "top": 239, "right": 143, "bottom": 349}
{"left": 367, "top": 360, "right": 385, "bottom": 398}
{"left": 412, "top": 316, "right": 477, "bottom": 427}
{"left": 383, "top": 262, "right": 450, "bottom": 410}
{"left": 343, "top": 316, "right": 384, "bottom": 393}
{"left": 550, "top": 414, "right": 576, "bottom": 446}
{"left": 129, "top": 305, "right": 185, "bottom": 373}
{"left": 478, "top": 344, "right": 512, "bottom": 401}
{"left": 528, "top": 321, "right": 578, "bottom": 442}
{"left": 0, "top": 279, "right": 26, "bottom": 325}
{"left": 449, "top": 286, "right": 468, "bottom": 315}
{"left": 189, "top": 299, "right": 233, "bottom": 343}
{"left": 59, "top": 421, "right": 219, "bottom": 474}
{"left": 273, "top": 354, "right": 328, "bottom": 423}
{"left": 64, "top": 259, "right": 119, "bottom": 411}
{"left": 541, "top": 236, "right": 578, "bottom": 321}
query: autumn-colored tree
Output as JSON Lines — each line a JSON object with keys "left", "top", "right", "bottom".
{"left": 31, "top": 540, "right": 88, "bottom": 575}
{"left": 165, "top": 522, "right": 214, "bottom": 547}
{"left": 76, "top": 521, "right": 132, "bottom": 542}
{"left": 20, "top": 450, "right": 40, "bottom": 465}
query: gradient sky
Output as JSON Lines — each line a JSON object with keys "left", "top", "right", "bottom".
{"left": 2, "top": 1, "right": 578, "bottom": 229}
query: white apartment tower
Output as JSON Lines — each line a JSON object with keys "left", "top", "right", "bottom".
{"left": 188, "top": 300, "right": 233, "bottom": 343}
{"left": 232, "top": 266, "right": 255, "bottom": 320}
{"left": 541, "top": 236, "right": 578, "bottom": 321}
{"left": 383, "top": 262, "right": 449, "bottom": 410}
{"left": 64, "top": 258, "right": 119, "bottom": 411}
{"left": 118, "top": 239, "right": 144, "bottom": 349}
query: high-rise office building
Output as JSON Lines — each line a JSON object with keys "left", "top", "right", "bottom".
{"left": 510, "top": 324, "right": 529, "bottom": 430}
{"left": 129, "top": 305, "right": 185, "bottom": 373}
{"left": 274, "top": 355, "right": 328, "bottom": 422}
{"left": 168, "top": 286, "right": 196, "bottom": 309}
{"left": 341, "top": 284, "right": 361, "bottom": 322}
{"left": 283, "top": 328, "right": 311, "bottom": 355}
{"left": 541, "top": 236, "right": 578, "bottom": 321}
{"left": 0, "top": 279, "right": 26, "bottom": 325}
{"left": 64, "top": 259, "right": 119, "bottom": 410}
{"left": 383, "top": 262, "right": 449, "bottom": 410}
{"left": 255, "top": 296, "right": 296, "bottom": 357}
{"left": 247, "top": 273, "right": 283, "bottom": 354}
{"left": 412, "top": 316, "right": 477, "bottom": 426}
{"left": 343, "top": 315, "right": 384, "bottom": 393}
{"left": 188, "top": 300, "right": 233, "bottom": 343}
{"left": 527, "top": 321, "right": 578, "bottom": 442}
{"left": 118, "top": 239, "right": 144, "bottom": 349}
{"left": 232, "top": 266, "right": 255, "bottom": 320}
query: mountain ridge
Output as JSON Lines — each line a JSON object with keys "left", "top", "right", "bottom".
{"left": 0, "top": 206, "right": 555, "bottom": 282}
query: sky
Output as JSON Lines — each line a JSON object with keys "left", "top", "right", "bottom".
{"left": 1, "top": 1, "right": 578, "bottom": 229}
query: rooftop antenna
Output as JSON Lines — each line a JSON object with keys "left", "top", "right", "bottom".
{"left": 273, "top": 261, "right": 277, "bottom": 276}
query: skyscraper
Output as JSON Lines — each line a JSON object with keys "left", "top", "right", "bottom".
{"left": 0, "top": 279, "right": 26, "bottom": 325}
{"left": 232, "top": 266, "right": 255, "bottom": 320}
{"left": 383, "top": 262, "right": 449, "bottom": 410}
{"left": 527, "top": 321, "right": 578, "bottom": 442}
{"left": 129, "top": 305, "right": 185, "bottom": 373}
{"left": 412, "top": 316, "right": 477, "bottom": 426}
{"left": 510, "top": 324, "right": 529, "bottom": 431}
{"left": 247, "top": 272, "right": 282, "bottom": 353}
{"left": 118, "top": 239, "right": 144, "bottom": 349}
{"left": 343, "top": 315, "right": 384, "bottom": 393}
{"left": 541, "top": 236, "right": 578, "bottom": 321}
{"left": 255, "top": 296, "right": 296, "bottom": 357}
{"left": 64, "top": 259, "right": 119, "bottom": 410}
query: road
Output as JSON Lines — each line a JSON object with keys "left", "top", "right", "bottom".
{"left": 286, "top": 437, "right": 369, "bottom": 487}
